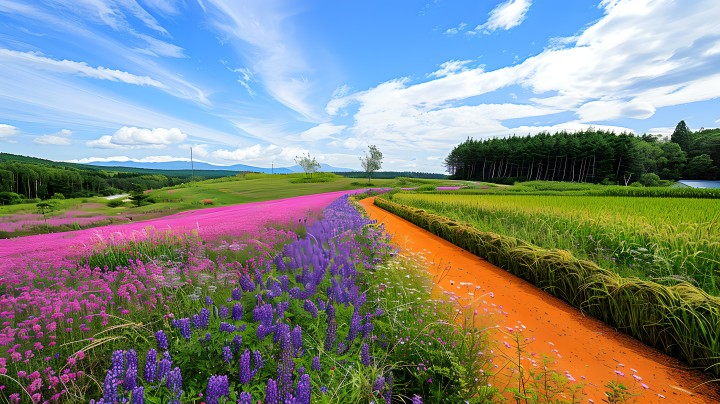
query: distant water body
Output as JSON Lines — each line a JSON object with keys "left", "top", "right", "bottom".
{"left": 678, "top": 180, "right": 720, "bottom": 188}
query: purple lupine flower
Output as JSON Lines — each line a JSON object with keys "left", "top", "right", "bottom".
{"left": 317, "top": 298, "right": 326, "bottom": 311}
{"left": 277, "top": 328, "right": 295, "bottom": 402}
{"left": 296, "top": 373, "right": 311, "bottom": 404}
{"left": 110, "top": 350, "right": 125, "bottom": 379}
{"left": 279, "top": 275, "right": 289, "bottom": 291}
{"left": 346, "top": 310, "right": 361, "bottom": 343}
{"left": 237, "top": 391, "right": 252, "bottom": 404}
{"left": 192, "top": 308, "right": 211, "bottom": 329}
{"left": 131, "top": 386, "right": 144, "bottom": 404}
{"left": 265, "top": 379, "right": 278, "bottom": 404}
{"left": 125, "top": 360, "right": 138, "bottom": 391}
{"left": 274, "top": 323, "right": 290, "bottom": 344}
{"left": 206, "top": 375, "right": 230, "bottom": 404}
{"left": 311, "top": 356, "right": 321, "bottom": 372}
{"left": 144, "top": 349, "right": 157, "bottom": 383}
{"left": 238, "top": 349, "right": 256, "bottom": 384}
{"left": 253, "top": 350, "right": 264, "bottom": 370}
{"left": 232, "top": 303, "right": 243, "bottom": 321}
{"left": 292, "top": 324, "right": 302, "bottom": 356}
{"left": 102, "top": 369, "right": 119, "bottom": 404}
{"left": 411, "top": 394, "right": 423, "bottom": 404}
{"left": 166, "top": 367, "right": 183, "bottom": 399}
{"left": 383, "top": 372, "right": 393, "bottom": 404}
{"left": 337, "top": 341, "right": 346, "bottom": 355}
{"left": 205, "top": 295, "right": 214, "bottom": 305}
{"left": 253, "top": 303, "right": 273, "bottom": 328}
{"left": 219, "top": 305, "right": 229, "bottom": 319}
{"left": 303, "top": 300, "right": 318, "bottom": 319}
{"left": 239, "top": 275, "right": 255, "bottom": 292}
{"left": 276, "top": 301, "right": 289, "bottom": 320}
{"left": 173, "top": 318, "right": 192, "bottom": 340}
{"left": 155, "top": 330, "right": 169, "bottom": 351}
{"left": 373, "top": 376, "right": 385, "bottom": 392}
{"left": 324, "top": 304, "right": 337, "bottom": 351}
{"left": 231, "top": 287, "right": 243, "bottom": 301}
{"left": 219, "top": 322, "right": 236, "bottom": 333}
{"left": 157, "top": 352, "right": 173, "bottom": 382}
{"left": 360, "top": 342, "right": 371, "bottom": 366}
{"left": 231, "top": 334, "right": 243, "bottom": 354}
{"left": 222, "top": 346, "right": 233, "bottom": 364}
{"left": 362, "top": 315, "right": 374, "bottom": 339}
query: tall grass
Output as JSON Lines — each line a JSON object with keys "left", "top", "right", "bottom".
{"left": 391, "top": 193, "right": 720, "bottom": 295}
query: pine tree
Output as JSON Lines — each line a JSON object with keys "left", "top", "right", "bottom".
{"left": 671, "top": 120, "right": 691, "bottom": 151}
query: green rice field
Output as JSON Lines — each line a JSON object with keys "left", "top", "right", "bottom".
{"left": 391, "top": 193, "right": 720, "bottom": 295}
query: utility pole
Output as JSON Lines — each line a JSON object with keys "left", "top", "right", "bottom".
{"left": 271, "top": 161, "right": 274, "bottom": 175}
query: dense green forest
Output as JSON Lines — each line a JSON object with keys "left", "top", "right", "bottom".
{"left": 444, "top": 121, "right": 720, "bottom": 184}
{"left": 0, "top": 153, "right": 232, "bottom": 203}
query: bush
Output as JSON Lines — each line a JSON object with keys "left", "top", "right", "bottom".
{"left": 50, "top": 193, "right": 65, "bottom": 200}
{"left": 639, "top": 173, "right": 661, "bottom": 187}
{"left": 0, "top": 191, "right": 22, "bottom": 205}
{"left": 107, "top": 199, "right": 126, "bottom": 208}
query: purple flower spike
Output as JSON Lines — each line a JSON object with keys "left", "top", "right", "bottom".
{"left": 206, "top": 374, "right": 230, "bottom": 404}
{"left": 155, "top": 330, "right": 169, "bottom": 351}
{"left": 232, "top": 303, "right": 243, "bottom": 321}
{"left": 237, "top": 391, "right": 252, "bottom": 404}
{"left": 296, "top": 373, "right": 311, "bottom": 404}
{"left": 311, "top": 356, "right": 321, "bottom": 372}
{"left": 222, "top": 346, "right": 233, "bottom": 364}
{"left": 143, "top": 349, "right": 157, "bottom": 383}
{"left": 411, "top": 394, "right": 423, "bottom": 404}
{"left": 265, "top": 379, "right": 278, "bottom": 404}
{"left": 360, "top": 343, "right": 371, "bottom": 366}
{"left": 131, "top": 386, "right": 144, "bottom": 404}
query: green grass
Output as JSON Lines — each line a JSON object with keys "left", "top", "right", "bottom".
{"left": 1, "top": 174, "right": 467, "bottom": 238}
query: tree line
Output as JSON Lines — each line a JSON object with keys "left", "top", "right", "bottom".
{"left": 0, "top": 153, "right": 192, "bottom": 204}
{"left": 444, "top": 121, "right": 720, "bottom": 184}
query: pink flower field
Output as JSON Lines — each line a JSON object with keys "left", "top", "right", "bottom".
{"left": 0, "top": 190, "right": 361, "bottom": 279}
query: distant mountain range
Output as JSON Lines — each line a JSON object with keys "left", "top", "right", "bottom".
{"left": 86, "top": 160, "right": 356, "bottom": 174}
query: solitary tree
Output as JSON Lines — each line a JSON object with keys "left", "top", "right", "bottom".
{"left": 359, "top": 145, "right": 383, "bottom": 184}
{"left": 128, "top": 190, "right": 150, "bottom": 207}
{"left": 36, "top": 201, "right": 55, "bottom": 233}
{"left": 295, "top": 153, "right": 321, "bottom": 178}
{"left": 671, "top": 120, "right": 692, "bottom": 151}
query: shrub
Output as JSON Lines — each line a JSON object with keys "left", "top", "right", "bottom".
{"left": 107, "top": 199, "right": 126, "bottom": 208}
{"left": 639, "top": 173, "right": 661, "bottom": 187}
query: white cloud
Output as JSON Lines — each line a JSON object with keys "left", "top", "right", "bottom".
{"left": 87, "top": 126, "right": 187, "bottom": 149}
{"left": 33, "top": 129, "right": 73, "bottom": 145}
{"left": 444, "top": 22, "right": 467, "bottom": 37}
{"left": 577, "top": 99, "right": 656, "bottom": 122}
{"left": 477, "top": 0, "right": 532, "bottom": 33}
{"left": 69, "top": 155, "right": 211, "bottom": 164}
{"left": 179, "top": 143, "right": 210, "bottom": 158}
{"left": 134, "top": 34, "right": 186, "bottom": 58}
{"left": 0, "top": 49, "right": 166, "bottom": 88}
{"left": 298, "top": 123, "right": 346, "bottom": 141}
{"left": 428, "top": 60, "right": 474, "bottom": 78}
{"left": 0, "top": 124, "right": 19, "bottom": 141}
{"left": 507, "top": 121, "right": 635, "bottom": 136}
{"left": 212, "top": 144, "right": 309, "bottom": 165}
{"left": 141, "top": 0, "right": 183, "bottom": 16}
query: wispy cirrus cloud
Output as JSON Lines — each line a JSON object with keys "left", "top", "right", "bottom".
{"left": 0, "top": 49, "right": 166, "bottom": 88}
{"left": 199, "top": 0, "right": 328, "bottom": 121}
{"left": 474, "top": 0, "right": 533, "bottom": 34}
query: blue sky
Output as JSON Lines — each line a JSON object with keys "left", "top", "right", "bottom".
{"left": 1, "top": 0, "right": 719, "bottom": 172}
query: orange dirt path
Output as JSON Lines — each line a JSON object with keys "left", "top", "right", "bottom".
{"left": 359, "top": 198, "right": 719, "bottom": 403}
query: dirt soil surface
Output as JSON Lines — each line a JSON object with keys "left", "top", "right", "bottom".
{"left": 360, "top": 198, "right": 719, "bottom": 403}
